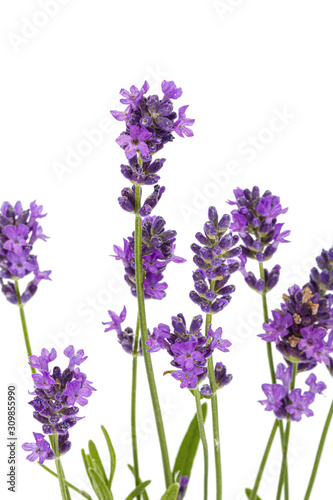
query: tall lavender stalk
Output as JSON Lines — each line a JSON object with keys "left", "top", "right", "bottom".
{"left": 108, "top": 79, "right": 194, "bottom": 490}
{"left": 189, "top": 206, "right": 240, "bottom": 500}
{"left": 228, "top": 186, "right": 290, "bottom": 498}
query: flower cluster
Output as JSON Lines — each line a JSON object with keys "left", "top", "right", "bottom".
{"left": 111, "top": 80, "right": 194, "bottom": 215}
{"left": 190, "top": 207, "right": 241, "bottom": 314}
{"left": 0, "top": 201, "right": 51, "bottom": 304}
{"left": 22, "top": 346, "right": 95, "bottom": 463}
{"left": 103, "top": 305, "right": 142, "bottom": 355}
{"left": 309, "top": 247, "right": 333, "bottom": 297}
{"left": 259, "top": 363, "right": 326, "bottom": 421}
{"left": 146, "top": 314, "right": 232, "bottom": 393}
{"left": 112, "top": 215, "right": 185, "bottom": 300}
{"left": 260, "top": 284, "right": 333, "bottom": 370}
{"left": 227, "top": 186, "right": 290, "bottom": 292}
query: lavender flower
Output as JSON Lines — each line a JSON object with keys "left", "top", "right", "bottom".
{"left": 22, "top": 346, "right": 95, "bottom": 462}
{"left": 103, "top": 306, "right": 142, "bottom": 355}
{"left": 309, "top": 247, "right": 333, "bottom": 297}
{"left": 147, "top": 314, "right": 232, "bottom": 391}
{"left": 0, "top": 201, "right": 51, "bottom": 304}
{"left": 261, "top": 284, "right": 333, "bottom": 369}
{"left": 259, "top": 364, "right": 325, "bottom": 421}
{"left": 112, "top": 215, "right": 185, "bottom": 300}
{"left": 111, "top": 80, "right": 194, "bottom": 217}
{"left": 22, "top": 432, "right": 55, "bottom": 464}
{"left": 190, "top": 207, "right": 241, "bottom": 314}
{"left": 227, "top": 186, "right": 290, "bottom": 291}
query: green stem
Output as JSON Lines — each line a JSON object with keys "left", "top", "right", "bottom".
{"left": 194, "top": 386, "right": 209, "bottom": 500}
{"left": 39, "top": 464, "right": 92, "bottom": 499}
{"left": 258, "top": 262, "right": 289, "bottom": 500}
{"left": 259, "top": 263, "right": 275, "bottom": 384}
{"left": 133, "top": 183, "right": 172, "bottom": 488}
{"left": 53, "top": 434, "right": 71, "bottom": 500}
{"left": 14, "top": 280, "right": 35, "bottom": 374}
{"left": 205, "top": 312, "right": 222, "bottom": 500}
{"left": 276, "top": 363, "right": 297, "bottom": 500}
{"left": 304, "top": 398, "right": 333, "bottom": 500}
{"left": 131, "top": 314, "right": 141, "bottom": 500}
{"left": 249, "top": 419, "right": 279, "bottom": 500}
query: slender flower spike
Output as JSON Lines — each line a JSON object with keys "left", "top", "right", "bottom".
{"left": 22, "top": 346, "right": 95, "bottom": 463}
{"left": 0, "top": 200, "right": 51, "bottom": 304}
{"left": 112, "top": 216, "right": 185, "bottom": 300}
{"left": 190, "top": 207, "right": 240, "bottom": 314}
{"left": 309, "top": 247, "right": 333, "bottom": 296}
{"left": 228, "top": 186, "right": 290, "bottom": 292}
{"left": 147, "top": 314, "right": 232, "bottom": 391}
{"left": 111, "top": 79, "right": 194, "bottom": 190}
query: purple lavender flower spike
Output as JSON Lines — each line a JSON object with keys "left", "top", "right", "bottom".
{"left": 0, "top": 200, "right": 51, "bottom": 304}
{"left": 228, "top": 187, "right": 289, "bottom": 290}
{"left": 286, "top": 389, "right": 315, "bottom": 422}
{"left": 111, "top": 79, "right": 193, "bottom": 188}
{"left": 112, "top": 216, "right": 185, "bottom": 300}
{"left": 22, "top": 432, "right": 55, "bottom": 464}
{"left": 309, "top": 246, "right": 333, "bottom": 297}
{"left": 23, "top": 346, "right": 94, "bottom": 463}
{"left": 190, "top": 207, "right": 240, "bottom": 314}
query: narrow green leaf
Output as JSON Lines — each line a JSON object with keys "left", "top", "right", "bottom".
{"left": 127, "top": 464, "right": 150, "bottom": 500}
{"left": 89, "top": 468, "right": 114, "bottom": 500}
{"left": 124, "top": 480, "right": 151, "bottom": 500}
{"left": 81, "top": 449, "right": 95, "bottom": 490}
{"left": 88, "top": 440, "right": 108, "bottom": 486}
{"left": 172, "top": 402, "right": 208, "bottom": 481}
{"left": 245, "top": 488, "right": 263, "bottom": 500}
{"left": 160, "top": 483, "right": 180, "bottom": 500}
{"left": 101, "top": 425, "right": 116, "bottom": 487}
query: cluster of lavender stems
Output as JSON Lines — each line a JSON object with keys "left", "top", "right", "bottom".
{"left": 3, "top": 84, "right": 333, "bottom": 500}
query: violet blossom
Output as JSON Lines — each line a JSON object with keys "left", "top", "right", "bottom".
{"left": 227, "top": 186, "right": 290, "bottom": 292}
{"left": 112, "top": 215, "right": 185, "bottom": 301}
{"left": 190, "top": 206, "right": 241, "bottom": 314}
{"left": 0, "top": 201, "right": 51, "bottom": 304}
{"left": 22, "top": 346, "right": 95, "bottom": 462}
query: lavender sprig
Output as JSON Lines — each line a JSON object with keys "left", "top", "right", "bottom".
{"left": 110, "top": 79, "right": 194, "bottom": 492}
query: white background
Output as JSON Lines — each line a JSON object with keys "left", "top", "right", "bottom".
{"left": 1, "top": 1, "right": 332, "bottom": 499}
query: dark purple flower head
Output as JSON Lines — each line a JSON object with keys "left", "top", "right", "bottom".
{"left": 190, "top": 207, "right": 240, "bottom": 314}
{"left": 112, "top": 216, "right": 185, "bottom": 300}
{"left": 177, "top": 475, "right": 189, "bottom": 500}
{"left": 22, "top": 432, "right": 55, "bottom": 464}
{"left": 23, "top": 346, "right": 94, "bottom": 463}
{"left": 111, "top": 79, "right": 194, "bottom": 185}
{"left": 0, "top": 200, "right": 51, "bottom": 304}
{"left": 148, "top": 314, "right": 232, "bottom": 390}
{"left": 261, "top": 284, "right": 333, "bottom": 369}
{"left": 227, "top": 187, "right": 289, "bottom": 291}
